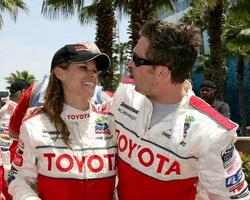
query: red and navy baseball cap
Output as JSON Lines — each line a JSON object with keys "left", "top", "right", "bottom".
{"left": 50, "top": 43, "right": 110, "bottom": 72}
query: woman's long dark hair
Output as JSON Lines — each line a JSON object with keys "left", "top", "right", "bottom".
{"left": 43, "top": 62, "right": 71, "bottom": 146}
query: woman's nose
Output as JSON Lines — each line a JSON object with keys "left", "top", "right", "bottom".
{"left": 128, "top": 60, "right": 135, "bottom": 68}
{"left": 89, "top": 72, "right": 97, "bottom": 78}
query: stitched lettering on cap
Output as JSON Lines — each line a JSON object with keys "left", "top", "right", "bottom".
{"left": 74, "top": 44, "right": 88, "bottom": 51}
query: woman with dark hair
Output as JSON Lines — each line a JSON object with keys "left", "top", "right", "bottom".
{"left": 8, "top": 43, "right": 117, "bottom": 200}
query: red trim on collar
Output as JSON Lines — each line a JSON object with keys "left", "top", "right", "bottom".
{"left": 22, "top": 108, "right": 44, "bottom": 122}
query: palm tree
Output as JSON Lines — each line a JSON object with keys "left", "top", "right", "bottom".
{"left": 73, "top": 0, "right": 116, "bottom": 90}
{"left": 189, "top": 0, "right": 230, "bottom": 100}
{"left": 0, "top": 0, "right": 28, "bottom": 29}
{"left": 5, "top": 70, "right": 36, "bottom": 87}
{"left": 113, "top": 42, "right": 130, "bottom": 77}
{"left": 206, "top": 1, "right": 225, "bottom": 100}
{"left": 92, "top": 1, "right": 115, "bottom": 91}
{"left": 181, "top": 1, "right": 227, "bottom": 84}
{"left": 229, "top": 0, "right": 250, "bottom": 23}
{"left": 223, "top": 0, "right": 250, "bottom": 135}
{"left": 181, "top": 4, "right": 206, "bottom": 54}
{"left": 115, "top": 0, "right": 175, "bottom": 50}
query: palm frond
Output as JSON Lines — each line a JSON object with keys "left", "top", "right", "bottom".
{"left": 113, "top": 0, "right": 130, "bottom": 19}
{"left": 78, "top": 5, "right": 97, "bottom": 25}
{"left": 0, "top": 0, "right": 28, "bottom": 28}
{"left": 0, "top": 15, "right": 3, "bottom": 28}
{"left": 41, "top": 0, "right": 85, "bottom": 19}
{"left": 4, "top": 70, "right": 36, "bottom": 87}
{"left": 229, "top": 2, "right": 250, "bottom": 24}
{"left": 152, "top": 0, "right": 176, "bottom": 11}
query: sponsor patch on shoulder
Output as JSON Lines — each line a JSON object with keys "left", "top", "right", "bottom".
{"left": 229, "top": 181, "right": 245, "bottom": 193}
{"left": 221, "top": 144, "right": 235, "bottom": 169}
{"left": 95, "top": 115, "right": 110, "bottom": 134}
{"left": 226, "top": 169, "right": 243, "bottom": 188}
{"left": 230, "top": 187, "right": 250, "bottom": 199}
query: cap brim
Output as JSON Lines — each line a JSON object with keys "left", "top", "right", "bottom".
{"left": 200, "top": 82, "right": 216, "bottom": 89}
{"left": 71, "top": 52, "right": 110, "bottom": 71}
{"left": 91, "top": 53, "right": 110, "bottom": 71}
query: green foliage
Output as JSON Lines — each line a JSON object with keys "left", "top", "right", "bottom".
{"left": 4, "top": 70, "right": 37, "bottom": 89}
{"left": 229, "top": 0, "right": 250, "bottom": 24}
{"left": 194, "top": 53, "right": 228, "bottom": 81}
{"left": 112, "top": 73, "right": 121, "bottom": 92}
{"left": 42, "top": 0, "right": 85, "bottom": 20}
{"left": 223, "top": 0, "right": 250, "bottom": 56}
{"left": 0, "top": 0, "right": 28, "bottom": 29}
{"left": 240, "top": 152, "right": 250, "bottom": 189}
{"left": 111, "top": 42, "right": 130, "bottom": 91}
{"left": 193, "top": 54, "right": 210, "bottom": 74}
{"left": 113, "top": 42, "right": 130, "bottom": 75}
{"left": 181, "top": 6, "right": 207, "bottom": 31}
{"left": 223, "top": 18, "right": 250, "bottom": 57}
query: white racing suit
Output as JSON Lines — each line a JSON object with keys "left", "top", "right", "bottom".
{"left": 8, "top": 104, "right": 117, "bottom": 200}
{"left": 111, "top": 84, "right": 250, "bottom": 200}
{"left": 0, "top": 100, "right": 15, "bottom": 179}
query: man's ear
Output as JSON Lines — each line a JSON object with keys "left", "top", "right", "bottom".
{"left": 156, "top": 65, "right": 171, "bottom": 81}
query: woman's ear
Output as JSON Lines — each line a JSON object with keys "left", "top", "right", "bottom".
{"left": 53, "top": 67, "right": 65, "bottom": 81}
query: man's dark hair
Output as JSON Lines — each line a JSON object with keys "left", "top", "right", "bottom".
{"left": 140, "top": 20, "right": 201, "bottom": 83}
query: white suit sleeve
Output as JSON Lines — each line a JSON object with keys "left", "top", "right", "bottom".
{"left": 197, "top": 128, "right": 250, "bottom": 200}
{"left": 8, "top": 122, "right": 41, "bottom": 200}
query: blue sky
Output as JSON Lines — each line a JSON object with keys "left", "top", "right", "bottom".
{"left": 0, "top": 0, "right": 129, "bottom": 91}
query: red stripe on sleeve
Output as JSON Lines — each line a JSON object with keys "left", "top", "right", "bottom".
{"left": 189, "top": 96, "right": 236, "bottom": 130}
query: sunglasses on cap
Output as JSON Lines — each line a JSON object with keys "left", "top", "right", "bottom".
{"left": 132, "top": 52, "right": 156, "bottom": 67}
